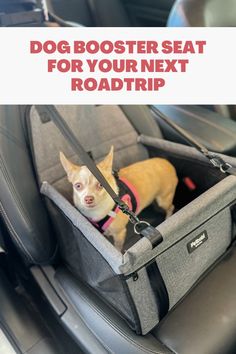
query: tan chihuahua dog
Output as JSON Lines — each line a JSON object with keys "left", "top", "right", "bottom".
{"left": 60, "top": 147, "right": 178, "bottom": 251}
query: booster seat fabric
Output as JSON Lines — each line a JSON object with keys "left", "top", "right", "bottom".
{"left": 27, "top": 106, "right": 236, "bottom": 334}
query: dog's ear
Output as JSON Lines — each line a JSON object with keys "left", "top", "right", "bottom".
{"left": 60, "top": 152, "right": 80, "bottom": 183}
{"left": 99, "top": 146, "right": 114, "bottom": 173}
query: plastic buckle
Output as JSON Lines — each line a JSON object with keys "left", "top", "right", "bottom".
{"left": 209, "top": 155, "right": 222, "bottom": 168}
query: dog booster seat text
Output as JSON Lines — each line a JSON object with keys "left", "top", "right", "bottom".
{"left": 30, "top": 39, "right": 206, "bottom": 92}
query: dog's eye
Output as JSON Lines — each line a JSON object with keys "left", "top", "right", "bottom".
{"left": 74, "top": 183, "right": 83, "bottom": 190}
{"left": 97, "top": 182, "right": 103, "bottom": 190}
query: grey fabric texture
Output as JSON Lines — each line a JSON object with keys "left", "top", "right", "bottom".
{"left": 157, "top": 206, "right": 232, "bottom": 308}
{"left": 127, "top": 268, "right": 159, "bottom": 335}
{"left": 121, "top": 175, "right": 236, "bottom": 275}
{"left": 41, "top": 174, "right": 236, "bottom": 334}
{"left": 41, "top": 182, "right": 122, "bottom": 274}
{"left": 139, "top": 135, "right": 236, "bottom": 167}
{"left": 42, "top": 182, "right": 159, "bottom": 333}
{"left": 45, "top": 196, "right": 139, "bottom": 332}
{"left": 30, "top": 105, "right": 148, "bottom": 201}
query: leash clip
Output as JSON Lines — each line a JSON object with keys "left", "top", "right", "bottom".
{"left": 115, "top": 194, "right": 163, "bottom": 248}
{"left": 220, "top": 162, "right": 232, "bottom": 173}
{"left": 134, "top": 221, "right": 151, "bottom": 234}
{"left": 208, "top": 153, "right": 232, "bottom": 174}
{"left": 117, "top": 200, "right": 140, "bottom": 224}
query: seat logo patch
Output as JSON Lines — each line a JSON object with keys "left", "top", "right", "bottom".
{"left": 187, "top": 231, "right": 208, "bottom": 254}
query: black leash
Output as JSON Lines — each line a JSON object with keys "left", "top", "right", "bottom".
{"left": 35, "top": 105, "right": 163, "bottom": 249}
{"left": 151, "top": 106, "right": 236, "bottom": 177}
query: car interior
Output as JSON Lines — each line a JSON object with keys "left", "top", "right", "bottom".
{"left": 0, "top": 104, "right": 236, "bottom": 354}
{"left": 0, "top": 1, "right": 236, "bottom": 354}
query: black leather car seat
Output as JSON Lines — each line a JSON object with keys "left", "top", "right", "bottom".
{"left": 46, "top": 0, "right": 131, "bottom": 26}
{"left": 1, "top": 105, "right": 236, "bottom": 354}
{"left": 0, "top": 266, "right": 61, "bottom": 354}
{"left": 46, "top": 0, "right": 173, "bottom": 27}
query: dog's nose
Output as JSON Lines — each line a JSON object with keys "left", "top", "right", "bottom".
{"left": 84, "top": 196, "right": 95, "bottom": 204}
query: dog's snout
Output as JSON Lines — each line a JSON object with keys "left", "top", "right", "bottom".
{"left": 84, "top": 195, "right": 95, "bottom": 204}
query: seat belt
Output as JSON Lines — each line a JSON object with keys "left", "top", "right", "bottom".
{"left": 35, "top": 105, "right": 163, "bottom": 249}
{"left": 151, "top": 106, "right": 236, "bottom": 177}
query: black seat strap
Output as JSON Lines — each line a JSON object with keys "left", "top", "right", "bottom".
{"left": 146, "top": 261, "right": 169, "bottom": 320}
{"left": 151, "top": 106, "right": 236, "bottom": 177}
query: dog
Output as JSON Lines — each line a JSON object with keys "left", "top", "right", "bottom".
{"left": 60, "top": 147, "right": 178, "bottom": 251}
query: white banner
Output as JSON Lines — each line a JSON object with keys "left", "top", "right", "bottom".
{"left": 0, "top": 27, "right": 235, "bottom": 104}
